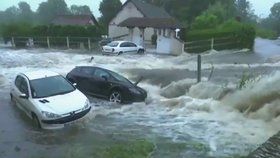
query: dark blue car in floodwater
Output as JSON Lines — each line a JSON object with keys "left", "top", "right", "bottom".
{"left": 66, "top": 66, "right": 147, "bottom": 104}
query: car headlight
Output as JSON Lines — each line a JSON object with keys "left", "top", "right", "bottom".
{"left": 82, "top": 99, "right": 91, "bottom": 111}
{"left": 41, "top": 111, "right": 61, "bottom": 119}
{"left": 129, "top": 88, "right": 141, "bottom": 94}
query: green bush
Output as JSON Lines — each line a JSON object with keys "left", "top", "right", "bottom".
{"left": 256, "top": 28, "right": 277, "bottom": 39}
{"left": 151, "top": 34, "right": 157, "bottom": 45}
{"left": 1, "top": 24, "right": 104, "bottom": 47}
{"left": 192, "top": 13, "right": 219, "bottom": 30}
{"left": 233, "top": 24, "right": 256, "bottom": 49}
{"left": 1, "top": 24, "right": 104, "bottom": 38}
{"left": 185, "top": 20, "right": 256, "bottom": 53}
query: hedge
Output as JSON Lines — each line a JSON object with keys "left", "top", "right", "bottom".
{"left": 185, "top": 21, "right": 256, "bottom": 53}
{"left": 1, "top": 23, "right": 104, "bottom": 47}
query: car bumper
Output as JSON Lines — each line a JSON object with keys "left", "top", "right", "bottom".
{"left": 41, "top": 107, "right": 91, "bottom": 125}
{"left": 102, "top": 51, "right": 118, "bottom": 55}
{"left": 125, "top": 92, "right": 147, "bottom": 103}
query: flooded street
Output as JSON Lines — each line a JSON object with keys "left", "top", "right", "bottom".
{"left": 0, "top": 38, "right": 280, "bottom": 158}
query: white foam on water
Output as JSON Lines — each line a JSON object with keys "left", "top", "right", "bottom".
{"left": 1, "top": 47, "right": 280, "bottom": 157}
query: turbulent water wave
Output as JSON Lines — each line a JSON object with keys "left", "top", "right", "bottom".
{"left": 0, "top": 40, "right": 280, "bottom": 158}
{"left": 188, "top": 82, "right": 233, "bottom": 100}
{"left": 160, "top": 78, "right": 196, "bottom": 98}
{"left": 0, "top": 74, "right": 7, "bottom": 86}
{"left": 223, "top": 71, "right": 280, "bottom": 116}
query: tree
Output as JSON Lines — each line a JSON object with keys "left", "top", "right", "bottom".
{"left": 70, "top": 5, "right": 92, "bottom": 15}
{"left": 205, "top": 2, "right": 234, "bottom": 24}
{"left": 270, "top": 2, "right": 280, "bottom": 20}
{"left": 99, "top": 0, "right": 122, "bottom": 26}
{"left": 142, "top": 0, "right": 223, "bottom": 26}
{"left": 37, "top": 0, "right": 69, "bottom": 24}
{"left": 18, "top": 1, "right": 33, "bottom": 23}
{"left": 192, "top": 13, "right": 219, "bottom": 30}
{"left": 236, "top": 0, "right": 250, "bottom": 17}
{"left": 3, "top": 6, "right": 20, "bottom": 23}
{"left": 269, "top": 2, "right": 280, "bottom": 34}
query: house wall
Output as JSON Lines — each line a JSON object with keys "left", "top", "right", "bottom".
{"left": 127, "top": 27, "right": 155, "bottom": 46}
{"left": 156, "top": 29, "right": 184, "bottom": 55}
{"left": 170, "top": 37, "right": 184, "bottom": 55}
{"left": 156, "top": 34, "right": 171, "bottom": 54}
{"left": 109, "top": 2, "right": 143, "bottom": 38}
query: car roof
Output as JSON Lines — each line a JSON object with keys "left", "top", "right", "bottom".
{"left": 76, "top": 66, "right": 114, "bottom": 73}
{"left": 111, "top": 41, "right": 133, "bottom": 43}
{"left": 21, "top": 70, "right": 60, "bottom": 80}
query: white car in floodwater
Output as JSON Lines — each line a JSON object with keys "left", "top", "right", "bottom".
{"left": 10, "top": 70, "right": 91, "bottom": 130}
{"left": 102, "top": 41, "right": 145, "bottom": 55}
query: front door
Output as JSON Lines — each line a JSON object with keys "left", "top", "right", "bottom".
{"left": 13, "top": 75, "right": 32, "bottom": 116}
{"left": 92, "top": 68, "right": 112, "bottom": 97}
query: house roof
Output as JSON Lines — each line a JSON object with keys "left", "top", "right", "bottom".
{"left": 118, "top": 17, "right": 183, "bottom": 29}
{"left": 128, "top": 0, "right": 171, "bottom": 18}
{"left": 51, "top": 15, "right": 98, "bottom": 26}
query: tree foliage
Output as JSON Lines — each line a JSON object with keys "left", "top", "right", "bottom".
{"left": 37, "top": 0, "right": 69, "bottom": 24}
{"left": 70, "top": 5, "right": 92, "bottom": 15}
{"left": 259, "top": 2, "right": 280, "bottom": 35}
{"left": 270, "top": 2, "right": 280, "bottom": 19}
{"left": 192, "top": 14, "right": 219, "bottom": 30}
{"left": 18, "top": 1, "right": 33, "bottom": 23}
{"left": 99, "top": 0, "right": 122, "bottom": 26}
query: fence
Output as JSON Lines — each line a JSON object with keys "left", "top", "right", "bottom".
{"left": 184, "top": 37, "right": 239, "bottom": 53}
{"left": 6, "top": 36, "right": 101, "bottom": 50}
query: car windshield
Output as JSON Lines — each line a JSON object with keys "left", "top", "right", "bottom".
{"left": 30, "top": 75, "right": 75, "bottom": 98}
{"left": 110, "top": 71, "right": 132, "bottom": 84}
{"left": 108, "top": 42, "right": 119, "bottom": 47}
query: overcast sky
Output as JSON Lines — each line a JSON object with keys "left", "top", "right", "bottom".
{"left": 0, "top": 0, "right": 279, "bottom": 18}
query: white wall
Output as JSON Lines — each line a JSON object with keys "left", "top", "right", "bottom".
{"left": 170, "top": 37, "right": 184, "bottom": 55}
{"left": 109, "top": 2, "right": 143, "bottom": 38}
{"left": 156, "top": 29, "right": 184, "bottom": 55}
{"left": 156, "top": 34, "right": 171, "bottom": 54}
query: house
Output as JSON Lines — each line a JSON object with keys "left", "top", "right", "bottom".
{"left": 109, "top": 0, "right": 185, "bottom": 55}
{"left": 51, "top": 15, "right": 98, "bottom": 26}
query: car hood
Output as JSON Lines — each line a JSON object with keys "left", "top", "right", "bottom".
{"left": 34, "top": 90, "right": 88, "bottom": 115}
{"left": 136, "top": 86, "right": 147, "bottom": 94}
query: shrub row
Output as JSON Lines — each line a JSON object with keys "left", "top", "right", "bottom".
{"left": 1, "top": 23, "right": 104, "bottom": 47}
{"left": 184, "top": 20, "right": 256, "bottom": 53}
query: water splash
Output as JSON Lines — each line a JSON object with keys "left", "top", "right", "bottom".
{"left": 223, "top": 71, "right": 280, "bottom": 114}
{"left": 1, "top": 41, "right": 280, "bottom": 157}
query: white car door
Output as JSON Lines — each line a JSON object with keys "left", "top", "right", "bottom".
{"left": 119, "top": 42, "right": 130, "bottom": 53}
{"left": 128, "top": 42, "right": 138, "bottom": 53}
{"left": 13, "top": 75, "right": 33, "bottom": 116}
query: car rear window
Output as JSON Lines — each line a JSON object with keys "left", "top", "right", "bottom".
{"left": 108, "top": 42, "right": 119, "bottom": 47}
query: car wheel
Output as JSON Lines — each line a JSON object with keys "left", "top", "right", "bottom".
{"left": 137, "top": 49, "right": 145, "bottom": 54}
{"left": 109, "top": 91, "right": 122, "bottom": 103}
{"left": 118, "top": 51, "right": 123, "bottom": 56}
{"left": 32, "top": 113, "right": 41, "bottom": 129}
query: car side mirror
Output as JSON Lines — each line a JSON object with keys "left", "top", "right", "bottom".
{"left": 19, "top": 93, "right": 28, "bottom": 99}
{"left": 101, "top": 75, "right": 108, "bottom": 81}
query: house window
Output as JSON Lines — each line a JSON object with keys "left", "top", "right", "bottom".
{"left": 163, "top": 29, "right": 166, "bottom": 36}
{"left": 158, "top": 29, "right": 162, "bottom": 35}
